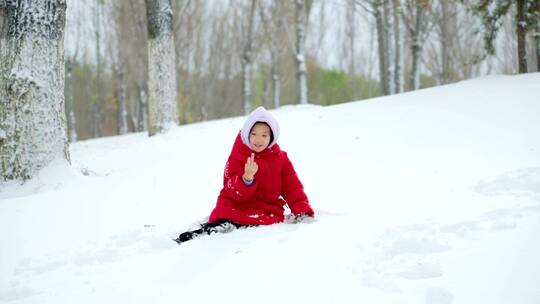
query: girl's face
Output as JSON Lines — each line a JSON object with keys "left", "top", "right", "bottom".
{"left": 249, "top": 123, "right": 272, "bottom": 152}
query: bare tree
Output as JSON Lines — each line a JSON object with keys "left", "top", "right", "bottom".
{"left": 242, "top": 0, "right": 257, "bottom": 114}
{"left": 516, "top": 0, "right": 528, "bottom": 73}
{"left": 346, "top": 0, "right": 358, "bottom": 99}
{"left": 356, "top": 0, "right": 392, "bottom": 95}
{"left": 392, "top": 0, "right": 403, "bottom": 92}
{"left": 112, "top": 0, "right": 128, "bottom": 135}
{"left": 145, "top": 0, "right": 178, "bottom": 136}
{"left": 295, "top": 0, "right": 311, "bottom": 104}
{"left": 0, "top": 0, "right": 69, "bottom": 181}
{"left": 402, "top": 0, "right": 430, "bottom": 91}
{"left": 259, "top": 1, "right": 288, "bottom": 108}
{"left": 536, "top": 16, "right": 540, "bottom": 71}
{"left": 93, "top": 0, "right": 104, "bottom": 138}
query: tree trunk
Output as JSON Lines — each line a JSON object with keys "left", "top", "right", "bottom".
{"left": 113, "top": 0, "right": 129, "bottom": 135}
{"left": 383, "top": 0, "right": 394, "bottom": 94}
{"left": 66, "top": 57, "right": 78, "bottom": 143}
{"left": 94, "top": 0, "right": 103, "bottom": 138}
{"left": 409, "top": 2, "right": 424, "bottom": 91}
{"left": 536, "top": 17, "right": 540, "bottom": 72}
{"left": 346, "top": 0, "right": 358, "bottom": 99}
{"left": 440, "top": 0, "right": 450, "bottom": 84}
{"left": 272, "top": 69, "right": 281, "bottom": 109}
{"left": 374, "top": 2, "right": 390, "bottom": 95}
{"left": 242, "top": 0, "right": 256, "bottom": 115}
{"left": 295, "top": 0, "right": 309, "bottom": 104}
{"left": 115, "top": 65, "right": 128, "bottom": 135}
{"left": 516, "top": 0, "right": 528, "bottom": 73}
{"left": 392, "top": 0, "right": 402, "bottom": 93}
{"left": 146, "top": 0, "right": 178, "bottom": 136}
{"left": 137, "top": 82, "right": 148, "bottom": 132}
{"left": 0, "top": 0, "right": 69, "bottom": 181}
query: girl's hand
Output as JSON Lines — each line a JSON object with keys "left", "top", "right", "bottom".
{"left": 243, "top": 153, "right": 258, "bottom": 181}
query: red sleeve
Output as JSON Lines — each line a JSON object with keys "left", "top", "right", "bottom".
{"left": 281, "top": 152, "right": 314, "bottom": 216}
{"left": 223, "top": 157, "right": 257, "bottom": 202}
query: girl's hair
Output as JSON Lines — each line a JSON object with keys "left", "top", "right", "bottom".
{"left": 251, "top": 121, "right": 274, "bottom": 144}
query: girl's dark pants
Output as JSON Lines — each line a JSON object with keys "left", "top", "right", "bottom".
{"left": 174, "top": 219, "right": 252, "bottom": 244}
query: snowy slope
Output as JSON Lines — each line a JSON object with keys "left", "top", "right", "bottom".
{"left": 1, "top": 74, "right": 539, "bottom": 304}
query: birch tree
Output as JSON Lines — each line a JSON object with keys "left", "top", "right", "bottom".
{"left": 392, "top": 0, "right": 403, "bottom": 92}
{"left": 346, "top": 0, "right": 358, "bottom": 99}
{"left": 295, "top": 0, "right": 311, "bottom": 104}
{"left": 93, "top": 0, "right": 104, "bottom": 138}
{"left": 112, "top": 0, "right": 128, "bottom": 135}
{"left": 402, "top": 0, "right": 430, "bottom": 91}
{"left": 145, "top": 0, "right": 178, "bottom": 136}
{"left": 259, "top": 1, "right": 287, "bottom": 109}
{"left": 535, "top": 16, "right": 540, "bottom": 71}
{"left": 242, "top": 0, "right": 257, "bottom": 115}
{"left": 356, "top": 0, "right": 392, "bottom": 95}
{"left": 0, "top": 0, "right": 69, "bottom": 181}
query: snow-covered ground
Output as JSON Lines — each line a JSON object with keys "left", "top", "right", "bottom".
{"left": 1, "top": 74, "right": 539, "bottom": 304}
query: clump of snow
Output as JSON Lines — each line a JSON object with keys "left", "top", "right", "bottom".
{"left": 1, "top": 73, "right": 539, "bottom": 304}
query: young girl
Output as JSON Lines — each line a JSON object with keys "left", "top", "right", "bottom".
{"left": 175, "top": 107, "right": 314, "bottom": 244}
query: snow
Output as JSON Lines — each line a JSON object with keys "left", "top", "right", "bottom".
{"left": 1, "top": 73, "right": 540, "bottom": 303}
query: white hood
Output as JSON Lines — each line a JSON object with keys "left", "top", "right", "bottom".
{"left": 240, "top": 107, "right": 280, "bottom": 148}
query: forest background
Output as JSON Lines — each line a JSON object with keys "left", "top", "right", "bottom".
{"left": 17, "top": 0, "right": 540, "bottom": 141}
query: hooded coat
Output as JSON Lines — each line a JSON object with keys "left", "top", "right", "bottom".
{"left": 208, "top": 107, "right": 314, "bottom": 225}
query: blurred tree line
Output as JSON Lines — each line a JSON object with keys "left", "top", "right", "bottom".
{"left": 63, "top": 0, "right": 540, "bottom": 141}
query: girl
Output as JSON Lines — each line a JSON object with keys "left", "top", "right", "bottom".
{"left": 175, "top": 107, "right": 314, "bottom": 244}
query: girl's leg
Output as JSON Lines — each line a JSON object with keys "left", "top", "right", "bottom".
{"left": 174, "top": 219, "right": 251, "bottom": 244}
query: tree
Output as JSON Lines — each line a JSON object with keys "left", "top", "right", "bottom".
{"left": 145, "top": 0, "right": 178, "bottom": 136}
{"left": 93, "top": 0, "right": 104, "bottom": 138}
{"left": 295, "top": 0, "right": 312, "bottom": 104}
{"left": 241, "top": 0, "right": 257, "bottom": 114}
{"left": 402, "top": 0, "right": 430, "bottom": 91}
{"left": 259, "top": 1, "right": 288, "bottom": 109}
{"left": 112, "top": 0, "right": 129, "bottom": 135}
{"left": 0, "top": 0, "right": 69, "bottom": 181}
{"left": 356, "top": 0, "right": 393, "bottom": 95}
{"left": 392, "top": 0, "right": 403, "bottom": 93}
{"left": 468, "top": 0, "right": 540, "bottom": 74}
{"left": 535, "top": 14, "right": 540, "bottom": 71}
{"left": 423, "top": 0, "right": 484, "bottom": 84}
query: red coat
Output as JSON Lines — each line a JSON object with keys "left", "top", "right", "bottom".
{"left": 209, "top": 133, "right": 314, "bottom": 225}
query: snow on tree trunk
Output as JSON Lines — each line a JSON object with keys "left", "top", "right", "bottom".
{"left": 242, "top": 0, "right": 256, "bottom": 115}
{"left": 0, "top": 0, "right": 69, "bottom": 181}
{"left": 295, "top": 0, "right": 309, "bottom": 105}
{"left": 516, "top": 0, "right": 528, "bottom": 74}
{"left": 145, "top": 0, "right": 178, "bottom": 136}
